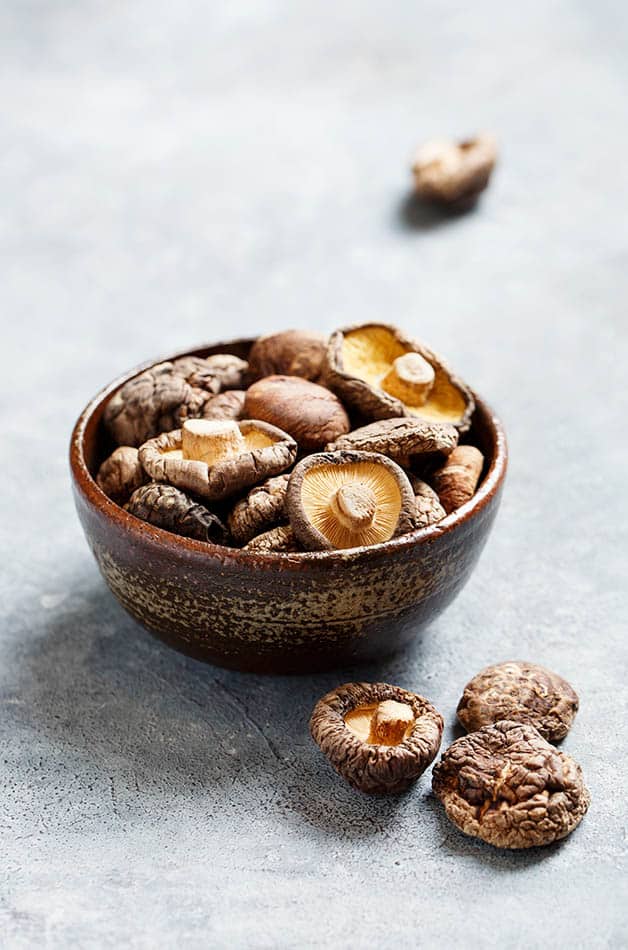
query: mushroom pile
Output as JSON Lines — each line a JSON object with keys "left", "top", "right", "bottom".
{"left": 96, "top": 324, "right": 486, "bottom": 552}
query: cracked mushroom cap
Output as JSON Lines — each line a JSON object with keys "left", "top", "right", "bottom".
{"left": 326, "top": 417, "right": 459, "bottom": 464}
{"left": 286, "top": 451, "right": 416, "bottom": 551}
{"left": 310, "top": 682, "right": 444, "bottom": 794}
{"left": 126, "top": 482, "right": 228, "bottom": 544}
{"left": 432, "top": 720, "right": 590, "bottom": 849}
{"left": 324, "top": 324, "right": 474, "bottom": 431}
{"left": 139, "top": 419, "right": 297, "bottom": 502}
{"left": 104, "top": 354, "right": 248, "bottom": 447}
{"left": 457, "top": 661, "right": 579, "bottom": 743}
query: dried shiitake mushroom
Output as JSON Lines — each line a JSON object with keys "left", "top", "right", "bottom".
{"left": 326, "top": 417, "right": 458, "bottom": 465}
{"left": 409, "top": 476, "right": 447, "bottom": 529}
{"left": 457, "top": 661, "right": 579, "bottom": 743}
{"left": 139, "top": 419, "right": 297, "bottom": 502}
{"left": 431, "top": 445, "right": 484, "bottom": 513}
{"left": 228, "top": 474, "right": 290, "bottom": 545}
{"left": 96, "top": 446, "right": 146, "bottom": 503}
{"left": 244, "top": 375, "right": 350, "bottom": 452}
{"left": 286, "top": 451, "right": 416, "bottom": 551}
{"left": 432, "top": 720, "right": 590, "bottom": 849}
{"left": 324, "top": 324, "right": 474, "bottom": 431}
{"left": 126, "top": 482, "right": 228, "bottom": 544}
{"left": 104, "top": 354, "right": 248, "bottom": 447}
{"left": 247, "top": 330, "right": 327, "bottom": 383}
{"left": 310, "top": 682, "right": 444, "bottom": 794}
{"left": 412, "top": 134, "right": 497, "bottom": 208}
{"left": 243, "top": 525, "right": 300, "bottom": 553}
{"left": 201, "top": 390, "right": 246, "bottom": 422}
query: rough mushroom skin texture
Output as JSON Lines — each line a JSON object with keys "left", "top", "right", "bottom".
{"left": 125, "top": 482, "right": 228, "bottom": 544}
{"left": 201, "top": 390, "right": 246, "bottom": 421}
{"left": 138, "top": 420, "right": 297, "bottom": 502}
{"left": 323, "top": 324, "right": 474, "bottom": 432}
{"left": 409, "top": 476, "right": 447, "bottom": 529}
{"left": 228, "top": 474, "right": 290, "bottom": 545}
{"left": 412, "top": 134, "right": 497, "bottom": 208}
{"left": 104, "top": 355, "right": 248, "bottom": 447}
{"left": 244, "top": 375, "right": 351, "bottom": 452}
{"left": 310, "top": 682, "right": 444, "bottom": 795}
{"left": 247, "top": 330, "right": 327, "bottom": 383}
{"left": 326, "top": 417, "right": 458, "bottom": 464}
{"left": 457, "top": 661, "right": 579, "bottom": 743}
{"left": 96, "top": 446, "right": 146, "bottom": 503}
{"left": 431, "top": 444, "right": 484, "bottom": 513}
{"left": 243, "top": 525, "right": 300, "bottom": 553}
{"left": 432, "top": 720, "right": 590, "bottom": 849}
{"left": 286, "top": 451, "right": 417, "bottom": 551}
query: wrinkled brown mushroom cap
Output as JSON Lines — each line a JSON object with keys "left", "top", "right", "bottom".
{"left": 286, "top": 451, "right": 416, "bottom": 551}
{"left": 243, "top": 525, "right": 300, "bottom": 553}
{"left": 412, "top": 134, "right": 497, "bottom": 207}
{"left": 228, "top": 473, "right": 290, "bottom": 545}
{"left": 324, "top": 324, "right": 474, "bottom": 431}
{"left": 310, "top": 682, "right": 444, "bottom": 795}
{"left": 139, "top": 420, "right": 297, "bottom": 502}
{"left": 432, "top": 720, "right": 590, "bottom": 849}
{"left": 326, "top": 417, "right": 459, "bottom": 463}
{"left": 457, "top": 661, "right": 579, "bottom": 742}
{"left": 126, "top": 482, "right": 228, "bottom": 544}
{"left": 247, "top": 330, "right": 327, "bottom": 383}
{"left": 96, "top": 446, "right": 146, "bottom": 503}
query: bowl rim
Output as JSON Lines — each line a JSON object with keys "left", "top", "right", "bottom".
{"left": 70, "top": 339, "right": 508, "bottom": 566}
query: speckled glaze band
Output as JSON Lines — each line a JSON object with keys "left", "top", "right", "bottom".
{"left": 70, "top": 339, "right": 508, "bottom": 674}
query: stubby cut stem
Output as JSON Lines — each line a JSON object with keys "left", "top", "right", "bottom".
{"left": 369, "top": 700, "right": 415, "bottom": 745}
{"left": 182, "top": 419, "right": 245, "bottom": 466}
{"left": 381, "top": 352, "right": 435, "bottom": 406}
{"left": 331, "top": 483, "right": 377, "bottom": 531}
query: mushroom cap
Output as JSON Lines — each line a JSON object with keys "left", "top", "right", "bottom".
{"left": 228, "top": 473, "right": 290, "bottom": 545}
{"left": 138, "top": 420, "right": 297, "bottom": 502}
{"left": 432, "top": 720, "right": 590, "bottom": 849}
{"left": 244, "top": 375, "right": 350, "bottom": 452}
{"left": 247, "top": 330, "right": 327, "bottom": 383}
{"left": 286, "top": 450, "right": 416, "bottom": 551}
{"left": 324, "top": 323, "right": 474, "bottom": 431}
{"left": 326, "top": 417, "right": 459, "bottom": 462}
{"left": 243, "top": 525, "right": 300, "bottom": 553}
{"left": 310, "top": 682, "right": 444, "bottom": 794}
{"left": 126, "top": 482, "right": 228, "bottom": 544}
{"left": 412, "top": 134, "right": 497, "bottom": 206}
{"left": 96, "top": 446, "right": 146, "bottom": 503}
{"left": 456, "top": 661, "right": 579, "bottom": 742}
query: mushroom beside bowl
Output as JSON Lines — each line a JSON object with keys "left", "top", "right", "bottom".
{"left": 70, "top": 339, "right": 508, "bottom": 674}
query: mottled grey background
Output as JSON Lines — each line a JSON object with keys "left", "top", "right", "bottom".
{"left": 2, "top": 1, "right": 627, "bottom": 947}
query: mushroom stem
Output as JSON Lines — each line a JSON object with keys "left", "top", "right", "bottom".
{"left": 381, "top": 352, "right": 435, "bottom": 406}
{"left": 330, "top": 483, "right": 377, "bottom": 531}
{"left": 369, "top": 700, "right": 415, "bottom": 745}
{"left": 182, "top": 419, "right": 245, "bottom": 466}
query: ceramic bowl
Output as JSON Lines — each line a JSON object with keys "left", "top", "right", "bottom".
{"left": 70, "top": 339, "right": 507, "bottom": 673}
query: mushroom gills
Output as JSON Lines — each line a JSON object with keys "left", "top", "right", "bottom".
{"left": 344, "top": 700, "right": 415, "bottom": 745}
{"left": 300, "top": 461, "right": 403, "bottom": 548}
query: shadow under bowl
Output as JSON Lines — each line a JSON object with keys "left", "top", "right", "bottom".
{"left": 70, "top": 338, "right": 508, "bottom": 674}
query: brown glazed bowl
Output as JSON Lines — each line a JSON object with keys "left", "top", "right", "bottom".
{"left": 70, "top": 339, "right": 507, "bottom": 674}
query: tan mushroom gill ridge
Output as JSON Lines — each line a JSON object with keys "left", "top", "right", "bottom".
{"left": 300, "top": 461, "right": 402, "bottom": 549}
{"left": 342, "top": 326, "right": 467, "bottom": 424}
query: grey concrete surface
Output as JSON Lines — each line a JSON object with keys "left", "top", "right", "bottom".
{"left": 1, "top": 1, "right": 627, "bottom": 947}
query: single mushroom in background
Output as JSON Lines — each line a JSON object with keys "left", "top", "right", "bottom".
{"left": 430, "top": 444, "right": 484, "bottom": 513}
{"left": 228, "top": 473, "right": 290, "bottom": 545}
{"left": 96, "top": 446, "right": 147, "bottom": 503}
{"left": 457, "top": 661, "right": 579, "bottom": 742}
{"left": 201, "top": 390, "right": 246, "bottom": 422}
{"left": 104, "top": 354, "right": 248, "bottom": 447}
{"left": 139, "top": 419, "right": 297, "bottom": 502}
{"left": 408, "top": 475, "right": 447, "bottom": 529}
{"left": 412, "top": 134, "right": 497, "bottom": 208}
{"left": 326, "top": 417, "right": 458, "bottom": 466}
{"left": 247, "top": 330, "right": 327, "bottom": 383}
{"left": 125, "top": 482, "right": 228, "bottom": 544}
{"left": 310, "top": 682, "right": 444, "bottom": 794}
{"left": 324, "top": 323, "right": 474, "bottom": 431}
{"left": 286, "top": 451, "right": 416, "bottom": 550}
{"left": 244, "top": 375, "right": 350, "bottom": 452}
{"left": 432, "top": 720, "right": 590, "bottom": 849}
{"left": 243, "top": 525, "right": 300, "bottom": 553}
